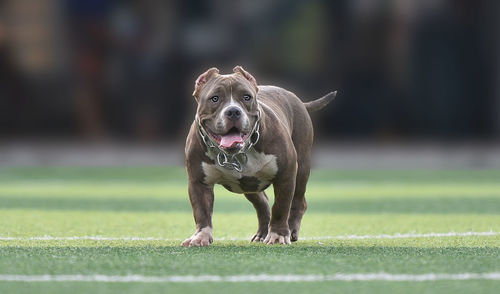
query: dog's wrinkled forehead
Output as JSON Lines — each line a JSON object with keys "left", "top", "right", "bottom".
{"left": 192, "top": 66, "right": 258, "bottom": 102}
{"left": 199, "top": 75, "right": 255, "bottom": 102}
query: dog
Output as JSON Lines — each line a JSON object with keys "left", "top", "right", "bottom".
{"left": 182, "top": 66, "right": 335, "bottom": 246}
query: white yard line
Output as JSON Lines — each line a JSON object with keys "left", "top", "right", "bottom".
{"left": 0, "top": 273, "right": 499, "bottom": 283}
{"left": 0, "top": 231, "right": 498, "bottom": 242}
{"left": 301, "top": 231, "right": 500, "bottom": 240}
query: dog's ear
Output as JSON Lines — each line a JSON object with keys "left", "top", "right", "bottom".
{"left": 193, "top": 67, "right": 219, "bottom": 98}
{"left": 233, "top": 66, "right": 258, "bottom": 92}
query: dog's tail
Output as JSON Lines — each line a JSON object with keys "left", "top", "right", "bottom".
{"left": 304, "top": 91, "right": 337, "bottom": 113}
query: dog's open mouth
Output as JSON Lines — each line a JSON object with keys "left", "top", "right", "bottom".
{"left": 209, "top": 127, "right": 249, "bottom": 149}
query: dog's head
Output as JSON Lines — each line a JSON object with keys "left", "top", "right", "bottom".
{"left": 193, "top": 66, "right": 259, "bottom": 152}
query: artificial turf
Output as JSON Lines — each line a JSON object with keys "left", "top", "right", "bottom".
{"left": 0, "top": 167, "right": 499, "bottom": 293}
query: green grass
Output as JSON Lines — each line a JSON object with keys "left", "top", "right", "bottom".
{"left": 0, "top": 167, "right": 499, "bottom": 293}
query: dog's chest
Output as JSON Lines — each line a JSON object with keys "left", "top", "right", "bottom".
{"left": 201, "top": 149, "right": 278, "bottom": 193}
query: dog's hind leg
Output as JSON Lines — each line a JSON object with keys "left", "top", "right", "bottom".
{"left": 288, "top": 154, "right": 311, "bottom": 242}
{"left": 245, "top": 191, "right": 271, "bottom": 242}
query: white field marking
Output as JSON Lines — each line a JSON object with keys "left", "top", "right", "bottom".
{"left": 300, "top": 231, "right": 500, "bottom": 240}
{"left": 0, "top": 231, "right": 498, "bottom": 242}
{"left": 0, "top": 236, "right": 173, "bottom": 241}
{"left": 0, "top": 273, "right": 499, "bottom": 283}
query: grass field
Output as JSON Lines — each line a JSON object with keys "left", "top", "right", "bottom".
{"left": 0, "top": 167, "right": 499, "bottom": 293}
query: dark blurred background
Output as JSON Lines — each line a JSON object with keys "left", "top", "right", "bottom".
{"left": 1, "top": 0, "right": 499, "bottom": 144}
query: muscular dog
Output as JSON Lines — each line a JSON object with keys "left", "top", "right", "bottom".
{"left": 182, "top": 66, "right": 335, "bottom": 246}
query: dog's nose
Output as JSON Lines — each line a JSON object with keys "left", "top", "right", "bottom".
{"left": 225, "top": 107, "right": 241, "bottom": 120}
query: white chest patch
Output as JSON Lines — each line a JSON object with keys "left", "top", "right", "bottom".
{"left": 201, "top": 149, "right": 278, "bottom": 194}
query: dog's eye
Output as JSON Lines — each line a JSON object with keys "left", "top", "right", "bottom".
{"left": 243, "top": 95, "right": 252, "bottom": 101}
{"left": 210, "top": 96, "right": 219, "bottom": 103}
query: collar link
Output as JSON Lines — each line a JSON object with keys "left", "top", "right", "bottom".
{"left": 196, "top": 109, "right": 262, "bottom": 172}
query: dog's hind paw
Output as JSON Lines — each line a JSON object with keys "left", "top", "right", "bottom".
{"left": 250, "top": 227, "right": 268, "bottom": 242}
{"left": 251, "top": 233, "right": 266, "bottom": 242}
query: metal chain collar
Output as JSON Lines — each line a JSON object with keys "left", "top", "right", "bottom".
{"left": 196, "top": 110, "right": 261, "bottom": 172}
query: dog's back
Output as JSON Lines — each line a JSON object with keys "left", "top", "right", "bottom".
{"left": 257, "top": 86, "right": 335, "bottom": 153}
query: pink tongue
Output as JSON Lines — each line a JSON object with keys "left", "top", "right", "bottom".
{"left": 220, "top": 133, "right": 243, "bottom": 148}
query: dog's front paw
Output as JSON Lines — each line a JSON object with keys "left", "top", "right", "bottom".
{"left": 263, "top": 231, "right": 291, "bottom": 245}
{"left": 181, "top": 227, "right": 213, "bottom": 247}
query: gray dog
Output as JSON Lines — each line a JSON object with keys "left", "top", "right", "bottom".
{"left": 182, "top": 66, "right": 335, "bottom": 246}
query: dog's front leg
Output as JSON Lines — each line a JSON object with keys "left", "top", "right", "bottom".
{"left": 264, "top": 166, "right": 297, "bottom": 245}
{"left": 181, "top": 180, "right": 214, "bottom": 247}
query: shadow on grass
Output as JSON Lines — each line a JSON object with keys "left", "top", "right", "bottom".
{"left": 0, "top": 196, "right": 499, "bottom": 214}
